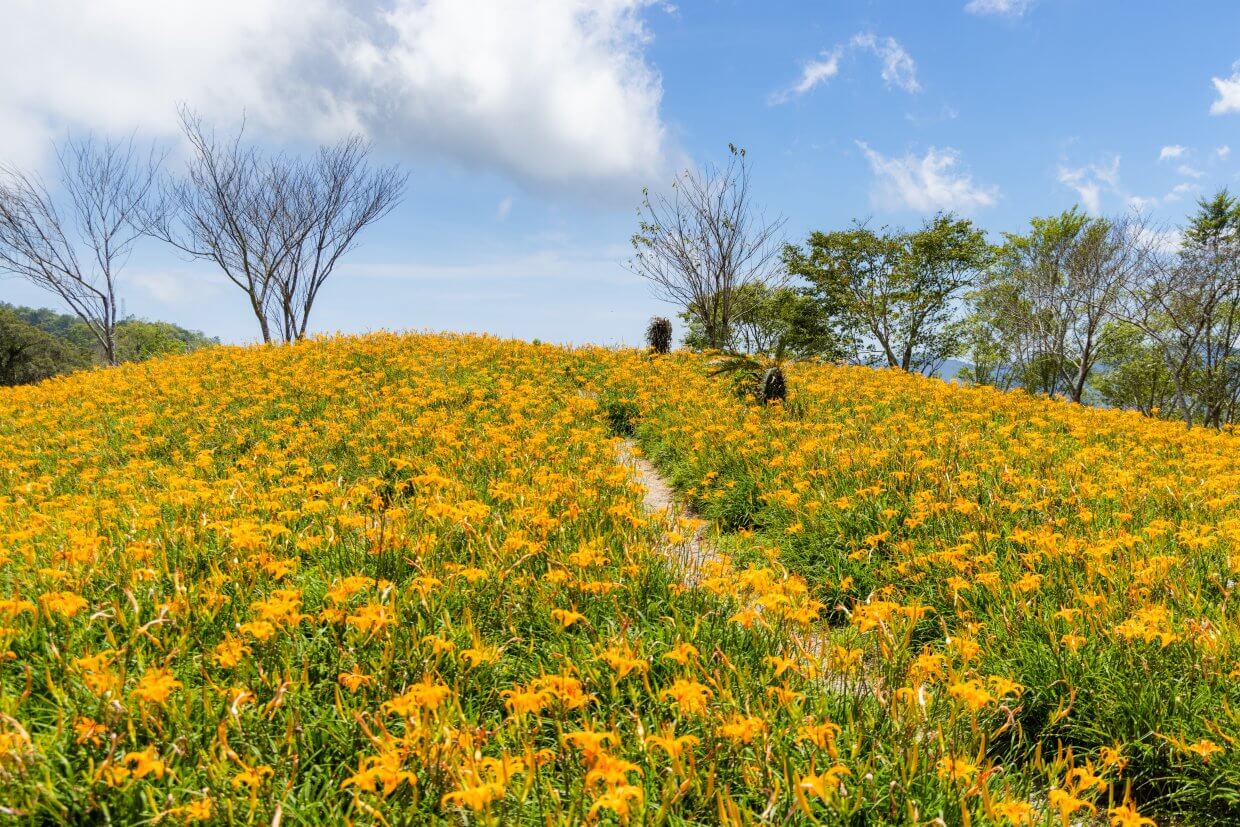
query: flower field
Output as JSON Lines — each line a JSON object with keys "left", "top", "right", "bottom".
{"left": 0, "top": 334, "right": 1237, "bottom": 824}
{"left": 595, "top": 349, "right": 1240, "bottom": 825}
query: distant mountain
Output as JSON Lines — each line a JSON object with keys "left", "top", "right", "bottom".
{"left": 929, "top": 359, "right": 970, "bottom": 382}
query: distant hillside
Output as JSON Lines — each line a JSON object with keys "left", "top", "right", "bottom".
{"left": 0, "top": 302, "right": 218, "bottom": 386}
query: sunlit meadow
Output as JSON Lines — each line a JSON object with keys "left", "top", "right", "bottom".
{"left": 1, "top": 333, "right": 1236, "bottom": 824}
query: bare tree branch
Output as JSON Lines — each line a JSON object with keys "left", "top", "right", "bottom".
{"left": 151, "top": 107, "right": 406, "bottom": 343}
{"left": 0, "top": 135, "right": 160, "bottom": 364}
{"left": 627, "top": 145, "right": 787, "bottom": 350}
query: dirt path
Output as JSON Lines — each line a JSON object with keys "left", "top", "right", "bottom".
{"left": 614, "top": 439, "right": 724, "bottom": 586}
{"left": 616, "top": 436, "right": 865, "bottom": 696}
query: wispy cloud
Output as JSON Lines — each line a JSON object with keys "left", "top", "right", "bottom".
{"left": 850, "top": 34, "right": 920, "bottom": 93}
{"left": 1210, "top": 61, "right": 1240, "bottom": 114}
{"left": 768, "top": 48, "right": 842, "bottom": 104}
{"left": 496, "top": 196, "right": 513, "bottom": 220}
{"left": 857, "top": 141, "right": 998, "bottom": 212}
{"left": 1158, "top": 145, "right": 1186, "bottom": 161}
{"left": 964, "top": 0, "right": 1034, "bottom": 17}
{"left": 1057, "top": 156, "right": 1120, "bottom": 214}
{"left": 1218, "top": 145, "right": 1232, "bottom": 160}
{"left": 1131, "top": 225, "right": 1183, "bottom": 255}
{"left": 1164, "top": 182, "right": 1197, "bottom": 203}
{"left": 771, "top": 33, "right": 918, "bottom": 103}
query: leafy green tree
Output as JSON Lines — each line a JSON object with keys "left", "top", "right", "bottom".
{"left": 115, "top": 320, "right": 201, "bottom": 362}
{"left": 965, "top": 209, "right": 1142, "bottom": 402}
{"left": 951, "top": 301, "right": 1020, "bottom": 390}
{"left": 0, "top": 306, "right": 91, "bottom": 385}
{"left": 0, "top": 301, "right": 217, "bottom": 379}
{"left": 786, "top": 213, "right": 990, "bottom": 373}
{"left": 677, "top": 283, "right": 849, "bottom": 360}
{"left": 1088, "top": 322, "right": 1178, "bottom": 417}
{"left": 1117, "top": 190, "right": 1240, "bottom": 427}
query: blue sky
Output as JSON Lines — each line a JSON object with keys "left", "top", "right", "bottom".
{"left": 1, "top": 0, "right": 1238, "bottom": 345}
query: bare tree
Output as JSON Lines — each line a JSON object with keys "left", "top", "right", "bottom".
{"left": 1118, "top": 196, "right": 1240, "bottom": 428}
{"left": 627, "top": 145, "right": 786, "bottom": 351}
{"left": 0, "top": 137, "right": 160, "bottom": 365}
{"left": 151, "top": 108, "right": 406, "bottom": 343}
{"left": 146, "top": 109, "right": 285, "bottom": 342}
{"left": 269, "top": 137, "right": 407, "bottom": 342}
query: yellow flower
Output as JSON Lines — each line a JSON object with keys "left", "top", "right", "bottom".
{"left": 73, "top": 717, "right": 106, "bottom": 747}
{"left": 502, "top": 685, "right": 548, "bottom": 717}
{"left": 936, "top": 755, "right": 976, "bottom": 783}
{"left": 442, "top": 782, "right": 504, "bottom": 812}
{"left": 341, "top": 751, "right": 417, "bottom": 797}
{"left": 171, "top": 799, "right": 213, "bottom": 823}
{"left": 799, "top": 764, "right": 851, "bottom": 800}
{"left": 1185, "top": 739, "right": 1224, "bottom": 762}
{"left": 646, "top": 732, "right": 698, "bottom": 761}
{"left": 550, "top": 607, "right": 587, "bottom": 629}
{"left": 384, "top": 679, "right": 452, "bottom": 716}
{"left": 717, "top": 714, "right": 766, "bottom": 744}
{"left": 461, "top": 644, "right": 503, "bottom": 668}
{"left": 991, "top": 799, "right": 1033, "bottom": 825}
{"left": 231, "top": 763, "right": 274, "bottom": 790}
{"left": 600, "top": 642, "right": 647, "bottom": 679}
{"left": 662, "top": 641, "right": 699, "bottom": 664}
{"left": 588, "top": 784, "right": 644, "bottom": 821}
{"left": 346, "top": 602, "right": 395, "bottom": 636}
{"left": 338, "top": 671, "right": 373, "bottom": 692}
{"left": 947, "top": 679, "right": 994, "bottom": 712}
{"left": 564, "top": 729, "right": 617, "bottom": 761}
{"left": 212, "top": 637, "right": 250, "bottom": 669}
{"left": 1049, "top": 788, "right": 1097, "bottom": 820}
{"left": 660, "top": 679, "right": 711, "bottom": 715}
{"left": 132, "top": 668, "right": 183, "bottom": 706}
{"left": 40, "top": 591, "right": 88, "bottom": 619}
{"left": 1108, "top": 798, "right": 1156, "bottom": 827}
{"left": 585, "top": 753, "right": 642, "bottom": 788}
{"left": 123, "top": 746, "right": 167, "bottom": 780}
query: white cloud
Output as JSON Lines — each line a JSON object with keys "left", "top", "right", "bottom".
{"left": 856, "top": 141, "right": 998, "bottom": 212}
{"left": 356, "top": 0, "right": 670, "bottom": 191}
{"left": 496, "top": 196, "right": 514, "bottom": 220}
{"left": 122, "top": 268, "right": 226, "bottom": 306}
{"left": 0, "top": 0, "right": 361, "bottom": 168}
{"left": 964, "top": 0, "right": 1034, "bottom": 17}
{"left": 769, "top": 49, "right": 843, "bottom": 104}
{"left": 1057, "top": 156, "right": 1120, "bottom": 214}
{"left": 850, "top": 34, "right": 921, "bottom": 93}
{"left": 1211, "top": 61, "right": 1240, "bottom": 115}
{"left": 1219, "top": 145, "right": 1232, "bottom": 160}
{"left": 772, "top": 33, "right": 918, "bottom": 103}
{"left": 1158, "top": 145, "right": 1186, "bottom": 161}
{"left": 0, "top": 0, "right": 672, "bottom": 193}
{"left": 1177, "top": 164, "right": 1205, "bottom": 179}
{"left": 1131, "top": 225, "right": 1182, "bottom": 255}
{"left": 1164, "top": 182, "right": 1196, "bottom": 203}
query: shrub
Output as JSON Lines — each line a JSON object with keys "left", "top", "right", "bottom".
{"left": 645, "top": 316, "right": 672, "bottom": 354}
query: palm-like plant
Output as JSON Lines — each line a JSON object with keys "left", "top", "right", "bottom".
{"left": 710, "top": 338, "right": 789, "bottom": 404}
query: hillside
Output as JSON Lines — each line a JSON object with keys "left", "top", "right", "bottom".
{"left": 1, "top": 334, "right": 1237, "bottom": 824}
{"left": 0, "top": 302, "right": 219, "bottom": 386}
